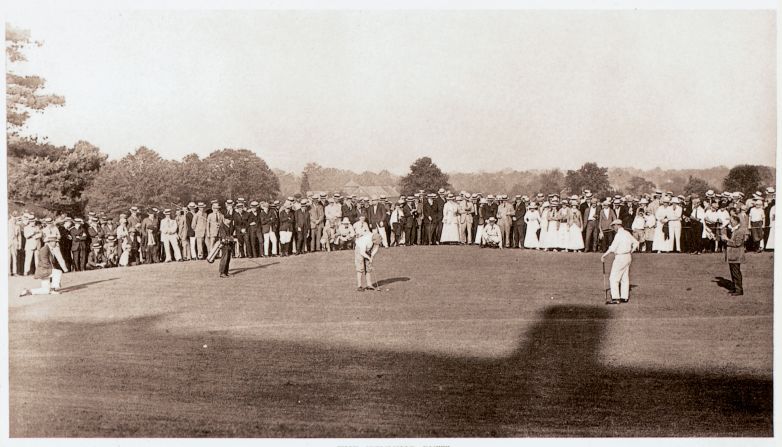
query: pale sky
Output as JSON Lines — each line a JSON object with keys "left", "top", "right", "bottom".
{"left": 7, "top": 8, "right": 777, "bottom": 174}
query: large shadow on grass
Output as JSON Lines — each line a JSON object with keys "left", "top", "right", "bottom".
{"left": 9, "top": 306, "right": 771, "bottom": 437}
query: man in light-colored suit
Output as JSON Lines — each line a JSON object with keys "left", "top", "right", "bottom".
{"left": 192, "top": 202, "right": 208, "bottom": 259}
{"left": 206, "top": 202, "right": 224, "bottom": 252}
{"left": 496, "top": 195, "right": 515, "bottom": 248}
{"left": 457, "top": 193, "right": 473, "bottom": 244}
{"left": 309, "top": 196, "right": 325, "bottom": 252}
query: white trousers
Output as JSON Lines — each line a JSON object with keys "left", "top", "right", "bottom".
{"left": 9, "top": 248, "right": 18, "bottom": 274}
{"left": 161, "top": 234, "right": 182, "bottom": 261}
{"left": 24, "top": 248, "right": 38, "bottom": 274}
{"left": 31, "top": 269, "right": 62, "bottom": 294}
{"left": 263, "top": 231, "right": 278, "bottom": 255}
{"left": 669, "top": 221, "right": 682, "bottom": 252}
{"left": 189, "top": 236, "right": 197, "bottom": 259}
{"left": 609, "top": 254, "right": 632, "bottom": 300}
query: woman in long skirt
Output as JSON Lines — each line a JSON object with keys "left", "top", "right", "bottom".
{"left": 546, "top": 203, "right": 561, "bottom": 251}
{"left": 538, "top": 203, "right": 550, "bottom": 249}
{"left": 558, "top": 203, "right": 571, "bottom": 250}
{"left": 567, "top": 201, "right": 584, "bottom": 251}
{"left": 523, "top": 204, "right": 541, "bottom": 249}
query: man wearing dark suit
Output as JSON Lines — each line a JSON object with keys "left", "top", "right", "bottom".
{"left": 368, "top": 198, "right": 387, "bottom": 232}
{"left": 403, "top": 198, "right": 417, "bottom": 246}
{"left": 342, "top": 197, "right": 358, "bottom": 224}
{"left": 232, "top": 203, "right": 248, "bottom": 258}
{"left": 294, "top": 199, "right": 310, "bottom": 255}
{"left": 622, "top": 199, "right": 635, "bottom": 231}
{"left": 246, "top": 201, "right": 261, "bottom": 257}
{"left": 434, "top": 190, "right": 446, "bottom": 243}
{"left": 422, "top": 193, "right": 439, "bottom": 245}
{"left": 598, "top": 200, "right": 618, "bottom": 252}
{"left": 259, "top": 201, "right": 277, "bottom": 257}
{"left": 69, "top": 218, "right": 88, "bottom": 271}
{"left": 512, "top": 196, "right": 526, "bottom": 249}
{"left": 486, "top": 195, "right": 499, "bottom": 223}
{"left": 764, "top": 188, "right": 775, "bottom": 249}
{"left": 582, "top": 196, "right": 600, "bottom": 252}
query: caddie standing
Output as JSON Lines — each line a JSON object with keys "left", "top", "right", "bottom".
{"left": 601, "top": 218, "right": 639, "bottom": 304}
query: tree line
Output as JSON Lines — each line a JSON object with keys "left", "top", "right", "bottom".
{"left": 6, "top": 24, "right": 776, "bottom": 216}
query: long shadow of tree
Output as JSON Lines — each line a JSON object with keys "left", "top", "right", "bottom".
{"left": 9, "top": 306, "right": 771, "bottom": 437}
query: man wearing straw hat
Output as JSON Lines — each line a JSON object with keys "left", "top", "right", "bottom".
{"left": 601, "top": 219, "right": 639, "bottom": 304}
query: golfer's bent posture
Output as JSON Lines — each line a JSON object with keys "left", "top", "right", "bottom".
{"left": 601, "top": 218, "right": 639, "bottom": 304}
{"left": 355, "top": 229, "right": 382, "bottom": 291}
{"left": 19, "top": 236, "right": 67, "bottom": 296}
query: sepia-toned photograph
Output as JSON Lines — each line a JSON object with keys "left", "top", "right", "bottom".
{"left": 2, "top": 1, "right": 777, "bottom": 445}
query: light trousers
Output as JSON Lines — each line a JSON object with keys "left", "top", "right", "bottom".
{"left": 161, "top": 234, "right": 182, "bottom": 261}
{"left": 31, "top": 269, "right": 62, "bottom": 294}
{"left": 263, "top": 231, "right": 278, "bottom": 256}
{"left": 189, "top": 236, "right": 197, "bottom": 259}
{"left": 669, "top": 221, "right": 682, "bottom": 252}
{"left": 9, "top": 247, "right": 18, "bottom": 274}
{"left": 24, "top": 248, "right": 38, "bottom": 274}
{"left": 195, "top": 236, "right": 206, "bottom": 259}
{"left": 609, "top": 254, "right": 632, "bottom": 300}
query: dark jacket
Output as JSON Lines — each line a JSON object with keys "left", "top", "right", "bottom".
{"left": 368, "top": 203, "right": 387, "bottom": 229}
{"left": 278, "top": 208, "right": 294, "bottom": 232}
{"left": 725, "top": 226, "right": 748, "bottom": 263}
{"left": 34, "top": 244, "right": 56, "bottom": 279}
{"left": 258, "top": 208, "right": 277, "bottom": 233}
{"left": 294, "top": 208, "right": 310, "bottom": 231}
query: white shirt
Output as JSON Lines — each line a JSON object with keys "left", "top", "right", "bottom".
{"left": 690, "top": 206, "right": 705, "bottom": 221}
{"left": 749, "top": 207, "right": 765, "bottom": 223}
{"left": 159, "top": 217, "right": 178, "bottom": 235}
{"left": 354, "top": 232, "right": 376, "bottom": 257}
{"left": 587, "top": 206, "right": 597, "bottom": 221}
{"left": 669, "top": 206, "right": 682, "bottom": 222}
{"left": 606, "top": 228, "right": 639, "bottom": 255}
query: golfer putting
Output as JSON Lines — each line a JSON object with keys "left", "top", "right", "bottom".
{"left": 355, "top": 229, "right": 383, "bottom": 291}
{"left": 601, "top": 218, "right": 639, "bottom": 304}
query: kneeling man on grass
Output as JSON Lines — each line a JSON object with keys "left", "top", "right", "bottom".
{"left": 601, "top": 218, "right": 639, "bottom": 304}
{"left": 355, "top": 229, "right": 383, "bottom": 291}
{"left": 19, "top": 236, "right": 68, "bottom": 297}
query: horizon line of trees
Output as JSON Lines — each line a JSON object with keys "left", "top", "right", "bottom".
{"left": 6, "top": 24, "right": 777, "bottom": 217}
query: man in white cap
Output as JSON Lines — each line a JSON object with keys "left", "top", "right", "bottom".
{"left": 19, "top": 236, "right": 67, "bottom": 297}
{"left": 601, "top": 219, "right": 639, "bottom": 304}
{"left": 159, "top": 209, "right": 183, "bottom": 262}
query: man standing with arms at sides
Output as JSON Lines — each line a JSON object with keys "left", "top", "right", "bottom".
{"left": 415, "top": 193, "right": 425, "bottom": 245}
{"left": 69, "top": 218, "right": 88, "bottom": 271}
{"left": 192, "top": 202, "right": 208, "bottom": 260}
{"left": 159, "top": 209, "right": 182, "bottom": 263}
{"left": 246, "top": 201, "right": 260, "bottom": 257}
{"left": 601, "top": 219, "right": 639, "bottom": 304}
{"left": 669, "top": 197, "right": 683, "bottom": 252}
{"left": 141, "top": 210, "right": 160, "bottom": 264}
{"left": 368, "top": 197, "right": 388, "bottom": 248}
{"left": 184, "top": 202, "right": 197, "bottom": 260}
{"left": 23, "top": 217, "right": 42, "bottom": 275}
{"left": 206, "top": 202, "right": 223, "bottom": 253}
{"left": 749, "top": 198, "right": 766, "bottom": 253}
{"left": 176, "top": 207, "right": 191, "bottom": 261}
{"left": 259, "top": 200, "right": 278, "bottom": 257}
{"left": 341, "top": 194, "right": 357, "bottom": 224}
{"left": 434, "top": 189, "right": 446, "bottom": 244}
{"left": 233, "top": 202, "right": 248, "bottom": 258}
{"left": 689, "top": 196, "right": 706, "bottom": 254}
{"left": 354, "top": 229, "right": 382, "bottom": 291}
{"left": 19, "top": 236, "right": 67, "bottom": 297}
{"left": 422, "top": 193, "right": 438, "bottom": 245}
{"left": 403, "top": 197, "right": 417, "bottom": 246}
{"left": 496, "top": 195, "right": 514, "bottom": 248}
{"left": 127, "top": 206, "right": 142, "bottom": 230}
{"left": 598, "top": 200, "right": 617, "bottom": 253}
{"left": 763, "top": 187, "right": 775, "bottom": 250}
{"left": 511, "top": 195, "right": 526, "bottom": 249}
{"left": 309, "top": 195, "right": 325, "bottom": 252}
{"left": 457, "top": 194, "right": 472, "bottom": 245}
{"left": 583, "top": 196, "right": 600, "bottom": 252}
{"left": 294, "top": 199, "right": 310, "bottom": 255}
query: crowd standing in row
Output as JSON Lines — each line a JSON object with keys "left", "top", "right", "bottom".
{"left": 8, "top": 186, "right": 776, "bottom": 280}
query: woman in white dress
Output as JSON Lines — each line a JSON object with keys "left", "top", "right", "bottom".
{"left": 567, "top": 200, "right": 584, "bottom": 251}
{"left": 538, "top": 202, "right": 550, "bottom": 249}
{"left": 652, "top": 197, "right": 672, "bottom": 252}
{"left": 767, "top": 204, "right": 775, "bottom": 250}
{"left": 523, "top": 204, "right": 541, "bottom": 249}
{"left": 545, "top": 202, "right": 559, "bottom": 251}
{"left": 557, "top": 202, "right": 571, "bottom": 250}
{"left": 440, "top": 194, "right": 460, "bottom": 244}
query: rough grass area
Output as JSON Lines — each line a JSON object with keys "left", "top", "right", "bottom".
{"left": 8, "top": 247, "right": 773, "bottom": 437}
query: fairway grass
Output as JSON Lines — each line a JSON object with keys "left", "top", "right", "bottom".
{"left": 8, "top": 247, "right": 773, "bottom": 437}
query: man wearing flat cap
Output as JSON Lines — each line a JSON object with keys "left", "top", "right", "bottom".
{"left": 19, "top": 235, "right": 67, "bottom": 297}
{"left": 601, "top": 219, "right": 639, "bottom": 304}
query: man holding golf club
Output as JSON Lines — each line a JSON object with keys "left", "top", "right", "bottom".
{"left": 601, "top": 218, "right": 639, "bottom": 304}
